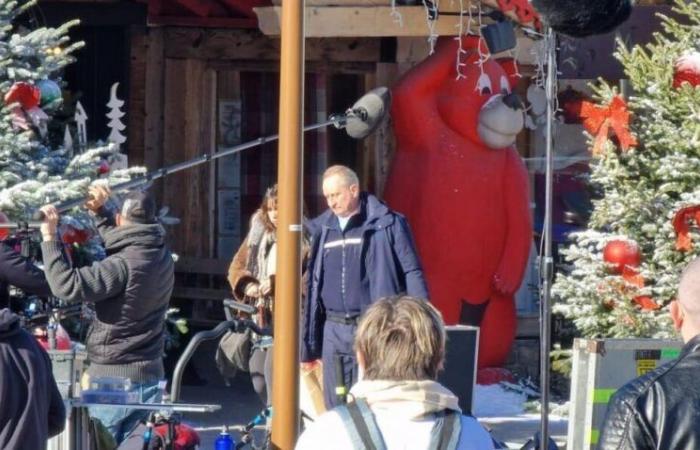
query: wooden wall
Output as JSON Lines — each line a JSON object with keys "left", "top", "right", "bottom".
{"left": 129, "top": 27, "right": 386, "bottom": 258}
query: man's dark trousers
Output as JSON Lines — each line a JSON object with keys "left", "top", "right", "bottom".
{"left": 321, "top": 320, "right": 358, "bottom": 409}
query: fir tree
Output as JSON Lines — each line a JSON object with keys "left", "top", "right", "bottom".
{"left": 553, "top": 0, "right": 700, "bottom": 340}
{"left": 0, "top": 0, "right": 143, "bottom": 257}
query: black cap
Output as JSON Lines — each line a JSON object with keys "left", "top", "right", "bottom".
{"left": 121, "top": 190, "right": 156, "bottom": 224}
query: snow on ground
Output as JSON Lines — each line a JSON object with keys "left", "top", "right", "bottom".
{"left": 473, "top": 384, "right": 527, "bottom": 417}
{"left": 473, "top": 384, "right": 569, "bottom": 448}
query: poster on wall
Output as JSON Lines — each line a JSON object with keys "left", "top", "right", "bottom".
{"left": 217, "top": 188, "right": 242, "bottom": 257}
{"left": 218, "top": 99, "right": 242, "bottom": 189}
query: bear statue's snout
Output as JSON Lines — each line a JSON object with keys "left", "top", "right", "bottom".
{"left": 503, "top": 92, "right": 524, "bottom": 111}
{"left": 477, "top": 93, "right": 525, "bottom": 149}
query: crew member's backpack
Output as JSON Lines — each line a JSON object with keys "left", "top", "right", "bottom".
{"left": 335, "top": 398, "right": 462, "bottom": 450}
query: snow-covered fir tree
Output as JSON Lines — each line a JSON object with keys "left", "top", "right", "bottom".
{"left": 0, "top": 0, "right": 144, "bottom": 257}
{"left": 553, "top": 0, "right": 700, "bottom": 340}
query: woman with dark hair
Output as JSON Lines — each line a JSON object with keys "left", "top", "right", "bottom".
{"left": 225, "top": 185, "right": 307, "bottom": 406}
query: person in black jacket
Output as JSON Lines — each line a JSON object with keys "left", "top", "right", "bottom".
{"left": 0, "top": 236, "right": 52, "bottom": 310}
{"left": 0, "top": 307, "right": 65, "bottom": 449}
{"left": 598, "top": 257, "right": 700, "bottom": 449}
{"left": 39, "top": 185, "right": 174, "bottom": 445}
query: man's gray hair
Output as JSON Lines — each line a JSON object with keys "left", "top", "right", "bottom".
{"left": 323, "top": 165, "right": 359, "bottom": 188}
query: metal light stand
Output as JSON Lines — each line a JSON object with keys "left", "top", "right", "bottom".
{"left": 539, "top": 26, "right": 557, "bottom": 450}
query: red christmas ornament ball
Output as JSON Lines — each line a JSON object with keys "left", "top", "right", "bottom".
{"left": 673, "top": 52, "right": 700, "bottom": 89}
{"left": 98, "top": 160, "right": 110, "bottom": 175}
{"left": 4, "top": 82, "right": 41, "bottom": 109}
{"left": 603, "top": 239, "right": 641, "bottom": 274}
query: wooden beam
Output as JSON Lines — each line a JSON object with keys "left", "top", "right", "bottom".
{"left": 128, "top": 26, "right": 147, "bottom": 167}
{"left": 148, "top": 15, "right": 258, "bottom": 28}
{"left": 164, "top": 28, "right": 381, "bottom": 62}
{"left": 162, "top": 58, "right": 212, "bottom": 257}
{"left": 371, "top": 62, "right": 398, "bottom": 198}
{"left": 207, "top": 59, "right": 376, "bottom": 74}
{"left": 255, "top": 3, "right": 535, "bottom": 37}
{"left": 144, "top": 27, "right": 165, "bottom": 197}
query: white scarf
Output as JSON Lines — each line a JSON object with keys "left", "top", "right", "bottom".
{"left": 349, "top": 379, "right": 461, "bottom": 420}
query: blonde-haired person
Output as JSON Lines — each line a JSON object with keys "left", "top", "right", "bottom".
{"left": 296, "top": 296, "right": 494, "bottom": 450}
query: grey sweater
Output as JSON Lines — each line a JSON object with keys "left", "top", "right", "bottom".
{"left": 41, "top": 213, "right": 174, "bottom": 383}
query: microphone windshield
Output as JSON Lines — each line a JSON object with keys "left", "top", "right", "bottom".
{"left": 345, "top": 87, "right": 391, "bottom": 139}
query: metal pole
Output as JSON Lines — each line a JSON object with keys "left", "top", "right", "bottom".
{"left": 540, "top": 26, "right": 556, "bottom": 450}
{"left": 271, "top": 0, "right": 304, "bottom": 448}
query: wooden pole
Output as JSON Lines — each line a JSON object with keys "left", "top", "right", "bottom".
{"left": 271, "top": 1, "right": 304, "bottom": 449}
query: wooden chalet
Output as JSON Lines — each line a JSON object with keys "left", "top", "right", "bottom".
{"left": 36, "top": 0, "right": 674, "bottom": 364}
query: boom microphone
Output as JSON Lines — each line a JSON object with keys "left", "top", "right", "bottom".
{"left": 32, "top": 86, "right": 391, "bottom": 221}
{"left": 531, "top": 0, "right": 632, "bottom": 37}
{"left": 343, "top": 87, "right": 391, "bottom": 139}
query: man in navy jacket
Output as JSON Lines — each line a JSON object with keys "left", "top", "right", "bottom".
{"left": 0, "top": 308, "right": 65, "bottom": 449}
{"left": 302, "top": 165, "right": 428, "bottom": 408}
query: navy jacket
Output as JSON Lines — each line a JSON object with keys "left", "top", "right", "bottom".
{"left": 0, "top": 308, "right": 65, "bottom": 449}
{"left": 302, "top": 193, "right": 428, "bottom": 361}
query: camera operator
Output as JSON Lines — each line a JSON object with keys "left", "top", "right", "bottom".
{"left": 39, "top": 186, "right": 174, "bottom": 445}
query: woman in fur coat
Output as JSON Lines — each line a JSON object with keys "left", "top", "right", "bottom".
{"left": 226, "top": 185, "right": 308, "bottom": 406}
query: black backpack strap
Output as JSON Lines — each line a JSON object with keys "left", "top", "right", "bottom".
{"left": 335, "top": 398, "right": 387, "bottom": 450}
{"left": 430, "top": 410, "right": 462, "bottom": 450}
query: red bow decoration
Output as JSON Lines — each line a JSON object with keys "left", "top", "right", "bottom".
{"left": 496, "top": 0, "right": 542, "bottom": 30}
{"left": 622, "top": 266, "right": 644, "bottom": 287}
{"left": 633, "top": 296, "right": 660, "bottom": 311}
{"left": 621, "top": 268, "right": 659, "bottom": 311}
{"left": 580, "top": 96, "right": 638, "bottom": 155}
{"left": 672, "top": 205, "right": 700, "bottom": 251}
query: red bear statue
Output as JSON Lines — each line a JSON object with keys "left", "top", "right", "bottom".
{"left": 384, "top": 36, "right": 532, "bottom": 371}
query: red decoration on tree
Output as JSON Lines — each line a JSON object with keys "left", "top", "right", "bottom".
{"left": 0, "top": 212, "right": 9, "bottom": 241}
{"left": 672, "top": 205, "right": 700, "bottom": 251}
{"left": 98, "top": 160, "right": 110, "bottom": 175}
{"left": 581, "top": 96, "right": 638, "bottom": 155}
{"left": 4, "top": 82, "right": 41, "bottom": 110}
{"left": 633, "top": 296, "right": 660, "bottom": 311}
{"left": 603, "top": 239, "right": 641, "bottom": 274}
{"left": 673, "top": 52, "right": 700, "bottom": 89}
{"left": 60, "top": 225, "right": 90, "bottom": 246}
{"left": 622, "top": 266, "right": 644, "bottom": 287}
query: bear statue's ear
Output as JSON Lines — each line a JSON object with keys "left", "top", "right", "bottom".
{"left": 495, "top": 57, "right": 520, "bottom": 90}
